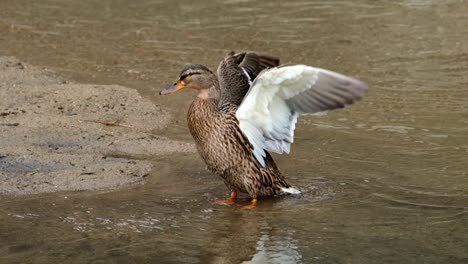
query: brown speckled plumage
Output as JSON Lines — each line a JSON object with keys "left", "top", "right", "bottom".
{"left": 187, "top": 96, "right": 290, "bottom": 198}
{"left": 187, "top": 53, "right": 289, "bottom": 198}
{"left": 163, "top": 52, "right": 290, "bottom": 199}
{"left": 161, "top": 52, "right": 368, "bottom": 206}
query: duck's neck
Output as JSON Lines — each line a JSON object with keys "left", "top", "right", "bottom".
{"left": 188, "top": 92, "right": 219, "bottom": 146}
{"left": 196, "top": 75, "right": 220, "bottom": 100}
{"left": 197, "top": 89, "right": 210, "bottom": 99}
{"left": 197, "top": 88, "right": 220, "bottom": 99}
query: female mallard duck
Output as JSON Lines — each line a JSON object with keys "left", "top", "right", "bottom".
{"left": 160, "top": 52, "right": 367, "bottom": 209}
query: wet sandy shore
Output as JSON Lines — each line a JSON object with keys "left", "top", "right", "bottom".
{"left": 0, "top": 56, "right": 194, "bottom": 195}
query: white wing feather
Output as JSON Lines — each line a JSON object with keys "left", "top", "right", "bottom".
{"left": 236, "top": 65, "right": 368, "bottom": 167}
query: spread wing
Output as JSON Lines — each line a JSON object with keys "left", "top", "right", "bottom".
{"left": 236, "top": 65, "right": 368, "bottom": 166}
{"left": 217, "top": 52, "right": 280, "bottom": 107}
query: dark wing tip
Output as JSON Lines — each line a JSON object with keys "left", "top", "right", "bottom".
{"left": 286, "top": 70, "right": 369, "bottom": 114}
{"left": 258, "top": 54, "right": 280, "bottom": 68}
{"left": 347, "top": 78, "right": 369, "bottom": 100}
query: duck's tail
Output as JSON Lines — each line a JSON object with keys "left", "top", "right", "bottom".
{"left": 281, "top": 187, "right": 301, "bottom": 194}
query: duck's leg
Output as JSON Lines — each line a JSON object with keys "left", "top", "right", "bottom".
{"left": 241, "top": 198, "right": 257, "bottom": 210}
{"left": 214, "top": 191, "right": 237, "bottom": 205}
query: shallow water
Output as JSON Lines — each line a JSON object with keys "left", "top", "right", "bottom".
{"left": 1, "top": 0, "right": 468, "bottom": 263}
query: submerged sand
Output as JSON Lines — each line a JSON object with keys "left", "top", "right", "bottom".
{"left": 0, "top": 56, "right": 194, "bottom": 195}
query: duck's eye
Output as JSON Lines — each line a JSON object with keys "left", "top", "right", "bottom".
{"left": 180, "top": 72, "right": 201, "bottom": 82}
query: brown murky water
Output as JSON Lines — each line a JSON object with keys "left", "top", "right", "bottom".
{"left": 1, "top": 0, "right": 468, "bottom": 263}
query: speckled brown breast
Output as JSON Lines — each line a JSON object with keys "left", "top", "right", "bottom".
{"left": 187, "top": 97, "right": 291, "bottom": 198}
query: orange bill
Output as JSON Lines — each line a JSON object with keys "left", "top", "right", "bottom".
{"left": 160, "top": 81, "right": 185, "bottom": 95}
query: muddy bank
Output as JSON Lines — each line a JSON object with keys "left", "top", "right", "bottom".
{"left": 0, "top": 56, "right": 194, "bottom": 195}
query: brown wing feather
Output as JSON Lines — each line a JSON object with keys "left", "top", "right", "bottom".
{"left": 217, "top": 52, "right": 280, "bottom": 107}
{"left": 224, "top": 110, "right": 290, "bottom": 196}
{"left": 236, "top": 53, "right": 280, "bottom": 81}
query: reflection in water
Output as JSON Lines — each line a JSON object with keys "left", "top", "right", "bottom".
{"left": 243, "top": 231, "right": 301, "bottom": 264}
{"left": 1, "top": 0, "right": 468, "bottom": 263}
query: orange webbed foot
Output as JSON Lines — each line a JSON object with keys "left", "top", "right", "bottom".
{"left": 213, "top": 198, "right": 236, "bottom": 205}
{"left": 213, "top": 191, "right": 237, "bottom": 206}
{"left": 241, "top": 198, "right": 257, "bottom": 210}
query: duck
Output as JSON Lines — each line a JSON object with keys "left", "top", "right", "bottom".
{"left": 160, "top": 51, "right": 367, "bottom": 209}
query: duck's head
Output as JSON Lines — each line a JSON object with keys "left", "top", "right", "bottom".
{"left": 160, "top": 64, "right": 216, "bottom": 95}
